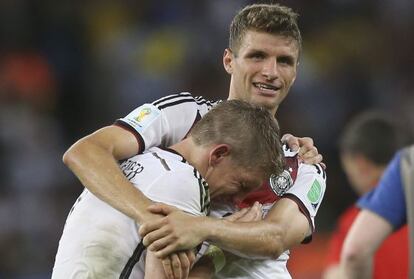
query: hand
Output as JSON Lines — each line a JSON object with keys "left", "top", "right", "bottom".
{"left": 139, "top": 203, "right": 207, "bottom": 258}
{"left": 224, "top": 202, "right": 263, "bottom": 222}
{"left": 162, "top": 250, "right": 196, "bottom": 279}
{"left": 282, "top": 133, "right": 326, "bottom": 168}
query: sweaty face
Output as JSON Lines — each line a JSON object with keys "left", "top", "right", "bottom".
{"left": 224, "top": 30, "right": 299, "bottom": 114}
{"left": 205, "top": 157, "right": 264, "bottom": 204}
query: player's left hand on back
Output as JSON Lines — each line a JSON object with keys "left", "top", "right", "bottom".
{"left": 282, "top": 133, "right": 326, "bottom": 168}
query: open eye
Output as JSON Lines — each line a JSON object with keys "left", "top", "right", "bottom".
{"left": 278, "top": 55, "right": 295, "bottom": 66}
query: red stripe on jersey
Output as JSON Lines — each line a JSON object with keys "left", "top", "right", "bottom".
{"left": 237, "top": 154, "right": 300, "bottom": 208}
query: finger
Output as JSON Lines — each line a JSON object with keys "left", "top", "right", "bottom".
{"left": 142, "top": 226, "right": 171, "bottom": 247}
{"left": 154, "top": 242, "right": 178, "bottom": 259}
{"left": 147, "top": 234, "right": 175, "bottom": 253}
{"left": 281, "top": 133, "right": 299, "bottom": 151}
{"left": 162, "top": 257, "right": 174, "bottom": 279}
{"left": 147, "top": 203, "right": 177, "bottom": 215}
{"left": 170, "top": 253, "right": 182, "bottom": 279}
{"left": 320, "top": 162, "right": 327, "bottom": 170}
{"left": 238, "top": 202, "right": 262, "bottom": 222}
{"left": 139, "top": 217, "right": 168, "bottom": 237}
{"left": 186, "top": 249, "right": 196, "bottom": 268}
{"left": 299, "top": 145, "right": 317, "bottom": 159}
{"left": 297, "top": 137, "right": 314, "bottom": 155}
{"left": 223, "top": 207, "right": 249, "bottom": 222}
{"left": 301, "top": 151, "right": 323, "bottom": 165}
{"left": 178, "top": 252, "right": 190, "bottom": 279}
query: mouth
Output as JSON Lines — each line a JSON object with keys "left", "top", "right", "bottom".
{"left": 252, "top": 82, "right": 281, "bottom": 96}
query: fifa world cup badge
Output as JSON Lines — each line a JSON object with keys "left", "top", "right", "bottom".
{"left": 270, "top": 169, "right": 293, "bottom": 196}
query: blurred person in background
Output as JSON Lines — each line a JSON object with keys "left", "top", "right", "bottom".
{"left": 62, "top": 3, "right": 325, "bottom": 279}
{"left": 340, "top": 143, "right": 414, "bottom": 278}
{"left": 321, "top": 111, "right": 411, "bottom": 279}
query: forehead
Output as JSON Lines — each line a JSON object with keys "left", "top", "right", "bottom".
{"left": 239, "top": 30, "right": 299, "bottom": 58}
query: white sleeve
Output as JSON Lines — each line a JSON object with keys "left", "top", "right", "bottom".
{"left": 284, "top": 163, "right": 326, "bottom": 233}
{"left": 142, "top": 170, "right": 206, "bottom": 217}
{"left": 114, "top": 92, "right": 203, "bottom": 152}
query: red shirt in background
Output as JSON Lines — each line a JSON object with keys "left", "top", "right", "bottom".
{"left": 324, "top": 205, "right": 409, "bottom": 279}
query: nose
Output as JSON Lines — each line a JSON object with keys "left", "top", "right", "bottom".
{"left": 262, "top": 58, "right": 278, "bottom": 81}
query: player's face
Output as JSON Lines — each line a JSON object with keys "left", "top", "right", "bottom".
{"left": 206, "top": 158, "right": 264, "bottom": 204}
{"left": 224, "top": 30, "right": 299, "bottom": 115}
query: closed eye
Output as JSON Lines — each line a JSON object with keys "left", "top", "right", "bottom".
{"left": 247, "top": 51, "right": 266, "bottom": 60}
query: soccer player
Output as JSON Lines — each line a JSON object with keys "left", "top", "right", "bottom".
{"left": 52, "top": 100, "right": 284, "bottom": 278}
{"left": 340, "top": 144, "right": 414, "bottom": 278}
{"left": 62, "top": 3, "right": 326, "bottom": 279}
{"left": 322, "top": 111, "right": 410, "bottom": 279}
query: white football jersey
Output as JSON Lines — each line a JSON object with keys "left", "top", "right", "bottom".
{"left": 52, "top": 147, "right": 209, "bottom": 279}
{"left": 115, "top": 92, "right": 327, "bottom": 278}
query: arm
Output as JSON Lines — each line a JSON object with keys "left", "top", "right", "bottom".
{"left": 63, "top": 125, "right": 155, "bottom": 223}
{"left": 340, "top": 209, "right": 393, "bottom": 279}
{"left": 63, "top": 94, "right": 202, "bottom": 223}
{"left": 140, "top": 198, "right": 309, "bottom": 259}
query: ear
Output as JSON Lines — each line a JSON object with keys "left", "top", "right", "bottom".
{"left": 223, "top": 48, "right": 234, "bottom": 74}
{"left": 209, "top": 144, "right": 231, "bottom": 167}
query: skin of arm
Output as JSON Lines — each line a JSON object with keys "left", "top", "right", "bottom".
{"left": 340, "top": 209, "right": 393, "bottom": 279}
{"left": 141, "top": 198, "right": 310, "bottom": 259}
{"left": 62, "top": 125, "right": 156, "bottom": 223}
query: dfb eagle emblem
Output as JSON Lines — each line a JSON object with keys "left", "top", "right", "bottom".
{"left": 269, "top": 169, "right": 293, "bottom": 196}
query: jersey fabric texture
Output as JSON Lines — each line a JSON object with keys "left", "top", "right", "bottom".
{"left": 358, "top": 151, "right": 406, "bottom": 229}
{"left": 115, "top": 92, "right": 327, "bottom": 278}
{"left": 52, "top": 147, "right": 209, "bottom": 279}
{"left": 324, "top": 206, "right": 409, "bottom": 279}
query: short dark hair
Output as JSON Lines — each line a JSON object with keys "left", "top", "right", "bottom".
{"left": 229, "top": 3, "right": 302, "bottom": 54}
{"left": 339, "top": 111, "right": 410, "bottom": 165}
{"left": 190, "top": 100, "right": 284, "bottom": 178}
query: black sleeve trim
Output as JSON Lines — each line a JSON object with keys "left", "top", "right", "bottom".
{"left": 113, "top": 120, "right": 145, "bottom": 154}
{"left": 282, "top": 193, "right": 314, "bottom": 244}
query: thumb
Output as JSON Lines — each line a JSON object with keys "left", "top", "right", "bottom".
{"left": 281, "top": 133, "right": 299, "bottom": 151}
{"left": 147, "top": 203, "right": 177, "bottom": 215}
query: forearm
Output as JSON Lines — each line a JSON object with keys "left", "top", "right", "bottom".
{"left": 63, "top": 138, "right": 153, "bottom": 223}
{"left": 202, "top": 199, "right": 308, "bottom": 259}
{"left": 340, "top": 252, "right": 372, "bottom": 279}
{"left": 203, "top": 218, "right": 285, "bottom": 259}
{"left": 339, "top": 210, "right": 392, "bottom": 279}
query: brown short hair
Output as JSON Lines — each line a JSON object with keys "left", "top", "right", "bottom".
{"left": 229, "top": 3, "right": 302, "bottom": 54}
{"left": 190, "top": 100, "right": 284, "bottom": 178}
{"left": 339, "top": 110, "right": 412, "bottom": 165}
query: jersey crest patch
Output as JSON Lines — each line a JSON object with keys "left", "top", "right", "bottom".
{"left": 269, "top": 169, "right": 293, "bottom": 196}
{"left": 123, "top": 104, "right": 160, "bottom": 133}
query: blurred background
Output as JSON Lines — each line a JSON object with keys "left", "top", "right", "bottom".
{"left": 0, "top": 0, "right": 413, "bottom": 278}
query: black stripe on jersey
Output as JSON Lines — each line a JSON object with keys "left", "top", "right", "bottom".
{"left": 119, "top": 240, "right": 145, "bottom": 279}
{"left": 156, "top": 98, "right": 197, "bottom": 110}
{"left": 151, "top": 152, "right": 171, "bottom": 171}
{"left": 313, "top": 164, "right": 326, "bottom": 180}
{"left": 114, "top": 121, "right": 145, "bottom": 154}
{"left": 193, "top": 169, "right": 210, "bottom": 215}
{"left": 152, "top": 92, "right": 192, "bottom": 106}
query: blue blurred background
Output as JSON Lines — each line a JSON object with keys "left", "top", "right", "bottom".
{"left": 0, "top": 0, "right": 413, "bottom": 278}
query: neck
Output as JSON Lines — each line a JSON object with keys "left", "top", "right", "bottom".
{"left": 170, "top": 138, "right": 209, "bottom": 178}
